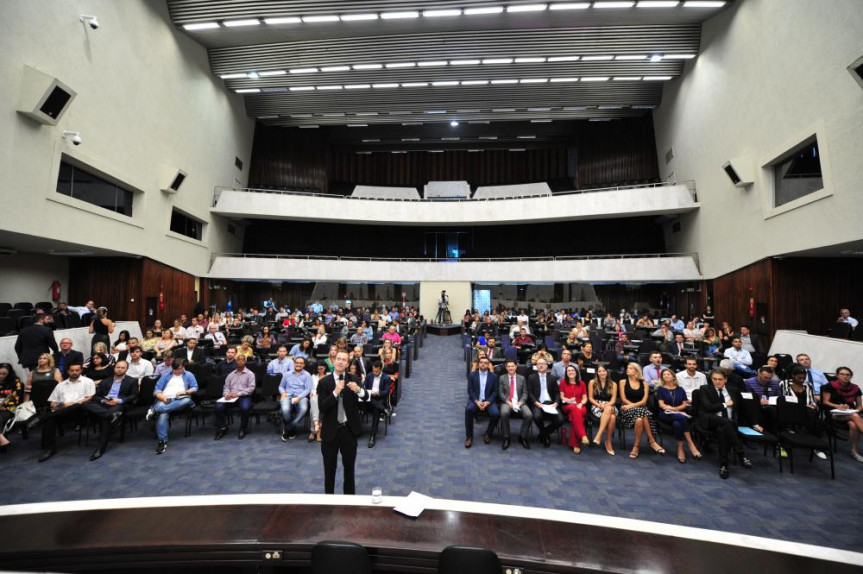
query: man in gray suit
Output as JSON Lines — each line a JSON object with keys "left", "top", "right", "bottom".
{"left": 498, "top": 359, "right": 533, "bottom": 450}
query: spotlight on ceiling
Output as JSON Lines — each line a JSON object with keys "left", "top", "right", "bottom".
{"left": 450, "top": 120, "right": 459, "bottom": 126}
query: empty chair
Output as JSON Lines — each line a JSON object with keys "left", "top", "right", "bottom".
{"left": 829, "top": 322, "right": 852, "bottom": 339}
{"left": 34, "top": 301, "right": 54, "bottom": 313}
{"left": 18, "top": 315, "right": 37, "bottom": 331}
{"left": 0, "top": 303, "right": 11, "bottom": 317}
{"left": 13, "top": 302, "right": 33, "bottom": 313}
{"left": 0, "top": 317, "right": 14, "bottom": 335}
{"left": 438, "top": 545, "right": 501, "bottom": 574}
{"left": 311, "top": 541, "right": 371, "bottom": 574}
{"left": 64, "top": 313, "right": 82, "bottom": 329}
{"left": 6, "top": 309, "right": 25, "bottom": 324}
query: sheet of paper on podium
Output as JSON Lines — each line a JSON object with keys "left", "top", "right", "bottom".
{"left": 394, "top": 491, "right": 433, "bottom": 519}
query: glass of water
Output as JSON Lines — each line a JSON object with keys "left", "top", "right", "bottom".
{"left": 371, "top": 486, "right": 383, "bottom": 504}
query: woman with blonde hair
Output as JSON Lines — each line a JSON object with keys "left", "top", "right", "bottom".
{"left": 619, "top": 362, "right": 664, "bottom": 459}
{"left": 237, "top": 335, "right": 255, "bottom": 358}
{"left": 25, "top": 354, "right": 62, "bottom": 401}
{"left": 588, "top": 364, "right": 618, "bottom": 456}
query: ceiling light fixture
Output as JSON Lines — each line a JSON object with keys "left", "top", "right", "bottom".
{"left": 491, "top": 79, "right": 519, "bottom": 84}
{"left": 665, "top": 54, "right": 696, "bottom": 59}
{"left": 432, "top": 81, "right": 459, "bottom": 86}
{"left": 235, "top": 88, "right": 260, "bottom": 93}
{"left": 461, "top": 80, "right": 490, "bottom": 85}
{"left": 550, "top": 77, "right": 579, "bottom": 82}
{"left": 353, "top": 63, "right": 383, "bottom": 70}
{"left": 548, "top": 56, "right": 581, "bottom": 62}
{"left": 258, "top": 70, "right": 287, "bottom": 76}
{"left": 549, "top": 2, "right": 590, "bottom": 8}
{"left": 386, "top": 62, "right": 416, "bottom": 68}
{"left": 423, "top": 9, "right": 463, "bottom": 17}
{"left": 246, "top": 72, "right": 259, "bottom": 79}
{"left": 515, "top": 57, "right": 546, "bottom": 63}
{"left": 263, "top": 17, "right": 301, "bottom": 24}
{"left": 483, "top": 58, "right": 514, "bottom": 64}
{"left": 650, "top": 53, "right": 664, "bottom": 62}
{"left": 520, "top": 78, "right": 549, "bottom": 83}
{"left": 531, "top": 119, "right": 553, "bottom": 123}
{"left": 347, "top": 124, "right": 369, "bottom": 127}
{"left": 402, "top": 122, "right": 423, "bottom": 125}
{"left": 401, "top": 82, "right": 429, "bottom": 87}
{"left": 290, "top": 67, "right": 319, "bottom": 74}
{"left": 223, "top": 19, "right": 260, "bottom": 27}
{"left": 683, "top": 1, "right": 726, "bottom": 7}
{"left": 518, "top": 135, "right": 537, "bottom": 139}
{"left": 316, "top": 85, "right": 343, "bottom": 90}
{"left": 321, "top": 65, "right": 351, "bottom": 72}
{"left": 613, "top": 76, "right": 642, "bottom": 80}
{"left": 637, "top": 1, "right": 681, "bottom": 7}
{"left": 593, "top": 1, "right": 636, "bottom": 7}
{"left": 582, "top": 55, "right": 614, "bottom": 61}
{"left": 616, "top": 55, "right": 648, "bottom": 60}
{"left": 302, "top": 15, "right": 340, "bottom": 23}
{"left": 418, "top": 61, "right": 448, "bottom": 67}
{"left": 507, "top": 4, "right": 548, "bottom": 12}
{"left": 380, "top": 11, "right": 420, "bottom": 19}
{"left": 581, "top": 76, "right": 610, "bottom": 81}
{"left": 450, "top": 120, "right": 459, "bottom": 126}
{"left": 643, "top": 76, "right": 673, "bottom": 80}
{"left": 372, "top": 83, "right": 399, "bottom": 88}
{"left": 451, "top": 59, "right": 481, "bottom": 66}
{"left": 220, "top": 73, "right": 246, "bottom": 79}
{"left": 402, "top": 138, "right": 420, "bottom": 141}
{"left": 298, "top": 124, "right": 320, "bottom": 128}
{"left": 340, "top": 13, "right": 379, "bottom": 21}
{"left": 426, "top": 110, "right": 448, "bottom": 114}
{"left": 465, "top": 7, "right": 505, "bottom": 15}
{"left": 183, "top": 22, "right": 220, "bottom": 30}
{"left": 344, "top": 84, "right": 372, "bottom": 89}
{"left": 289, "top": 86, "right": 314, "bottom": 91}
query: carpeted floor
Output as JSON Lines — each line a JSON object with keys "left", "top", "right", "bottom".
{"left": 2, "top": 334, "right": 862, "bottom": 551}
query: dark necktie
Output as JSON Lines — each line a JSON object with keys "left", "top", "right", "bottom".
{"left": 337, "top": 376, "right": 347, "bottom": 424}
{"left": 807, "top": 370, "right": 813, "bottom": 385}
{"left": 718, "top": 387, "right": 727, "bottom": 418}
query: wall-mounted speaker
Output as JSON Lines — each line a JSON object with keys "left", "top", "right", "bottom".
{"left": 161, "top": 169, "right": 187, "bottom": 194}
{"left": 721, "top": 157, "right": 754, "bottom": 188}
{"left": 17, "top": 65, "right": 77, "bottom": 126}
{"left": 849, "top": 55, "right": 863, "bottom": 90}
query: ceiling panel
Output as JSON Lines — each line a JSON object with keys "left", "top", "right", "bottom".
{"left": 167, "top": 0, "right": 733, "bottom": 127}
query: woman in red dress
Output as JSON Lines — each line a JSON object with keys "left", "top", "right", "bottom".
{"left": 560, "top": 364, "right": 589, "bottom": 454}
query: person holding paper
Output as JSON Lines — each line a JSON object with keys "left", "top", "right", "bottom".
{"left": 820, "top": 367, "right": 863, "bottom": 462}
{"left": 588, "top": 365, "right": 618, "bottom": 456}
{"left": 527, "top": 359, "right": 564, "bottom": 448}
{"left": 656, "top": 368, "right": 701, "bottom": 463}
{"left": 744, "top": 366, "right": 782, "bottom": 432}
{"left": 318, "top": 350, "right": 368, "bottom": 494}
{"left": 214, "top": 354, "right": 256, "bottom": 441}
{"left": 497, "top": 359, "right": 532, "bottom": 450}
{"left": 464, "top": 357, "right": 500, "bottom": 448}
{"left": 150, "top": 358, "right": 198, "bottom": 455}
{"left": 619, "top": 363, "right": 663, "bottom": 459}
{"left": 698, "top": 370, "right": 752, "bottom": 479}
{"left": 560, "top": 365, "right": 589, "bottom": 454}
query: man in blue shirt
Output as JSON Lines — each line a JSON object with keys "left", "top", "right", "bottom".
{"left": 464, "top": 357, "right": 499, "bottom": 448}
{"left": 280, "top": 356, "right": 313, "bottom": 440}
{"left": 267, "top": 346, "right": 293, "bottom": 378}
{"left": 150, "top": 358, "right": 198, "bottom": 454}
{"left": 670, "top": 315, "right": 685, "bottom": 331}
{"left": 796, "top": 353, "right": 828, "bottom": 397}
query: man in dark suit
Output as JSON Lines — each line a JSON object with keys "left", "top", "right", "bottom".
{"left": 54, "top": 337, "right": 84, "bottom": 379}
{"left": 362, "top": 361, "right": 392, "bottom": 448}
{"left": 318, "top": 350, "right": 368, "bottom": 494}
{"left": 527, "top": 358, "right": 565, "bottom": 447}
{"left": 351, "top": 345, "right": 372, "bottom": 378}
{"left": 14, "top": 314, "right": 58, "bottom": 371}
{"left": 464, "top": 356, "right": 500, "bottom": 448}
{"left": 663, "top": 333, "right": 687, "bottom": 357}
{"left": 498, "top": 359, "right": 532, "bottom": 450}
{"left": 180, "top": 338, "right": 205, "bottom": 364}
{"left": 82, "top": 360, "right": 139, "bottom": 461}
{"left": 698, "top": 370, "right": 753, "bottom": 479}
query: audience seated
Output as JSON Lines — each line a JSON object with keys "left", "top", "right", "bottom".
{"left": 527, "top": 359, "right": 564, "bottom": 448}
{"left": 53, "top": 338, "right": 84, "bottom": 379}
{"left": 362, "top": 361, "right": 391, "bottom": 449}
{"left": 820, "top": 367, "right": 862, "bottom": 462}
{"left": 588, "top": 365, "right": 617, "bottom": 455}
{"left": 0, "top": 363, "right": 24, "bottom": 449}
{"left": 723, "top": 337, "right": 755, "bottom": 376}
{"left": 560, "top": 365, "right": 589, "bottom": 454}
{"left": 82, "top": 360, "right": 138, "bottom": 461}
{"left": 280, "top": 356, "right": 312, "bottom": 441}
{"left": 464, "top": 356, "right": 499, "bottom": 449}
{"left": 28, "top": 363, "right": 95, "bottom": 462}
{"left": 619, "top": 363, "right": 663, "bottom": 459}
{"left": 126, "top": 346, "right": 154, "bottom": 380}
{"left": 267, "top": 346, "right": 293, "bottom": 377}
{"left": 795, "top": 353, "right": 828, "bottom": 398}
{"left": 675, "top": 357, "right": 706, "bottom": 402}
{"left": 497, "top": 359, "right": 532, "bottom": 451}
{"left": 656, "top": 368, "right": 701, "bottom": 463}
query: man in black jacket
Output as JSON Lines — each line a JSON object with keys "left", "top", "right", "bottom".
{"left": 318, "top": 350, "right": 368, "bottom": 494}
{"left": 14, "top": 314, "right": 58, "bottom": 371}
{"left": 527, "top": 359, "right": 565, "bottom": 447}
{"left": 82, "top": 360, "right": 138, "bottom": 461}
{"left": 698, "top": 370, "right": 753, "bottom": 479}
{"left": 53, "top": 338, "right": 84, "bottom": 379}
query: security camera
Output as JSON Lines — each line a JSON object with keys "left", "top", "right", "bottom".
{"left": 62, "top": 131, "right": 82, "bottom": 145}
{"left": 80, "top": 14, "right": 99, "bottom": 29}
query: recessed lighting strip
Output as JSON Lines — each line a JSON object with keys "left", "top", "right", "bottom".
{"left": 220, "top": 52, "right": 696, "bottom": 79}
{"left": 184, "top": 1, "right": 725, "bottom": 31}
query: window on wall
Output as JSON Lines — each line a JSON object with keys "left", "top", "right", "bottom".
{"left": 772, "top": 137, "right": 823, "bottom": 207}
{"left": 170, "top": 209, "right": 204, "bottom": 241}
{"left": 56, "top": 161, "right": 134, "bottom": 216}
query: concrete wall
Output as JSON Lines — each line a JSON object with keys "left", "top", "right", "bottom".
{"left": 212, "top": 184, "right": 697, "bottom": 226}
{"left": 0, "top": 0, "right": 254, "bottom": 277}
{"left": 653, "top": 0, "right": 863, "bottom": 278}
{"left": 769, "top": 330, "right": 863, "bottom": 383}
{"left": 209, "top": 255, "right": 702, "bottom": 283}
{"left": 0, "top": 255, "right": 69, "bottom": 304}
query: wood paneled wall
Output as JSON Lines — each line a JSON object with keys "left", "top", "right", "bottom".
{"left": 711, "top": 259, "right": 773, "bottom": 338}
{"left": 68, "top": 257, "right": 197, "bottom": 328}
{"left": 248, "top": 117, "right": 659, "bottom": 193}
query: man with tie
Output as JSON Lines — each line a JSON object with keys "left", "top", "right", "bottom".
{"left": 464, "top": 356, "right": 500, "bottom": 448}
{"left": 82, "top": 360, "right": 138, "bottom": 461}
{"left": 497, "top": 359, "right": 532, "bottom": 450}
{"left": 795, "top": 354, "right": 828, "bottom": 398}
{"left": 663, "top": 333, "right": 687, "bottom": 358}
{"left": 485, "top": 338, "right": 498, "bottom": 361}
{"left": 318, "top": 350, "right": 367, "bottom": 494}
{"left": 643, "top": 352, "right": 664, "bottom": 388}
{"left": 362, "top": 361, "right": 392, "bottom": 448}
{"left": 698, "top": 370, "right": 752, "bottom": 479}
{"left": 351, "top": 346, "right": 372, "bottom": 378}
{"left": 527, "top": 358, "right": 565, "bottom": 447}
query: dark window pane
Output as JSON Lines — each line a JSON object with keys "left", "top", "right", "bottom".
{"left": 171, "top": 209, "right": 203, "bottom": 240}
{"left": 55, "top": 162, "right": 133, "bottom": 216}
{"left": 773, "top": 139, "right": 823, "bottom": 207}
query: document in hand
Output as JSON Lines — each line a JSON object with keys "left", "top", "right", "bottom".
{"left": 665, "top": 410, "right": 691, "bottom": 418}
{"left": 738, "top": 426, "right": 763, "bottom": 436}
{"left": 217, "top": 397, "right": 239, "bottom": 403}
{"left": 541, "top": 404, "right": 559, "bottom": 415}
{"left": 394, "top": 491, "right": 433, "bottom": 519}
{"left": 831, "top": 409, "right": 856, "bottom": 416}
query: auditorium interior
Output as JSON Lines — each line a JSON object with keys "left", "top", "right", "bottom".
{"left": 1, "top": 1, "right": 863, "bottom": 572}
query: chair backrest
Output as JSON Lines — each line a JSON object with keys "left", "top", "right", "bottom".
{"left": 776, "top": 396, "right": 809, "bottom": 429}
{"left": 262, "top": 373, "right": 282, "bottom": 397}
{"left": 18, "top": 315, "right": 36, "bottom": 331}
{"left": 0, "top": 317, "right": 14, "bottom": 335}
{"left": 137, "top": 375, "right": 160, "bottom": 406}
{"left": 6, "top": 309, "right": 24, "bottom": 322}
{"left": 205, "top": 374, "right": 227, "bottom": 399}
{"left": 0, "top": 303, "right": 11, "bottom": 317}
{"left": 311, "top": 540, "right": 371, "bottom": 574}
{"left": 690, "top": 388, "right": 703, "bottom": 418}
{"left": 739, "top": 397, "right": 762, "bottom": 428}
{"left": 852, "top": 325, "right": 863, "bottom": 342}
{"left": 30, "top": 380, "right": 58, "bottom": 409}
{"left": 13, "top": 302, "right": 33, "bottom": 312}
{"left": 829, "top": 322, "right": 852, "bottom": 339}
{"left": 64, "top": 313, "right": 82, "bottom": 328}
{"left": 438, "top": 545, "right": 501, "bottom": 574}
{"left": 34, "top": 302, "right": 54, "bottom": 313}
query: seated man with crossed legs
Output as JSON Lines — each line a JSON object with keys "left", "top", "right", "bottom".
{"left": 214, "top": 354, "right": 256, "bottom": 440}
{"left": 498, "top": 359, "right": 532, "bottom": 450}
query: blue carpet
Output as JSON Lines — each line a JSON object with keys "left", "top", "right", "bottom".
{"left": 2, "top": 335, "right": 862, "bottom": 551}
